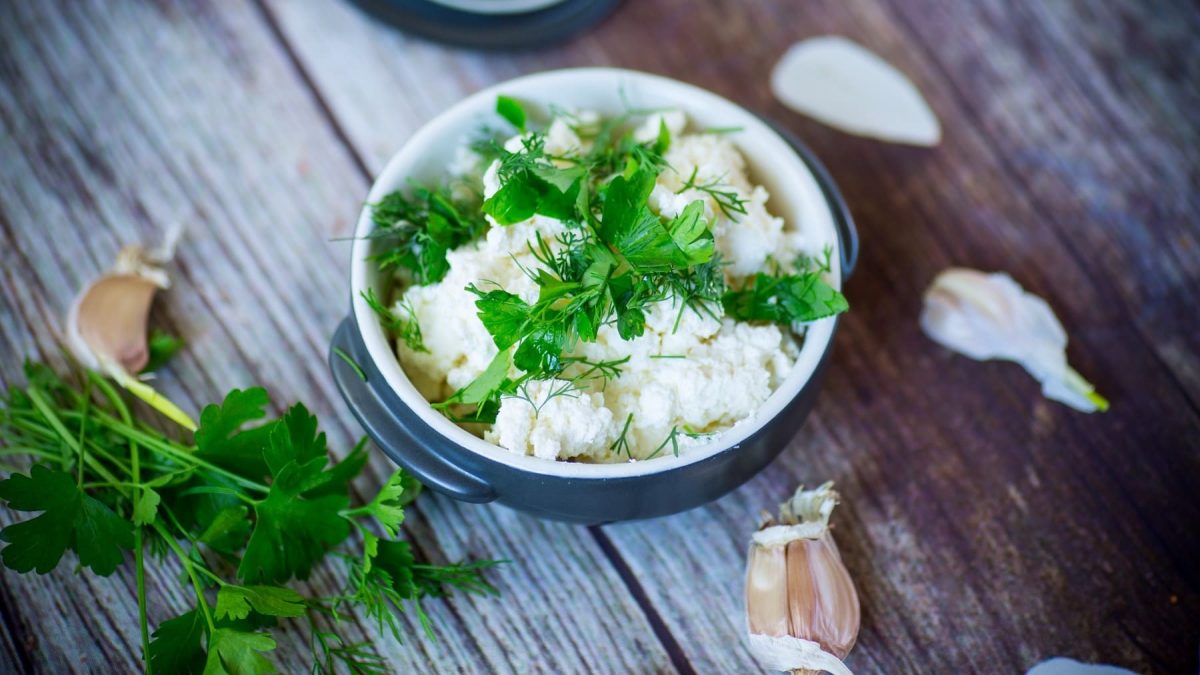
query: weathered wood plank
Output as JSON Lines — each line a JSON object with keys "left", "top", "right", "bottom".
{"left": 0, "top": 1, "right": 670, "bottom": 673}
{"left": 263, "top": 0, "right": 1200, "bottom": 673}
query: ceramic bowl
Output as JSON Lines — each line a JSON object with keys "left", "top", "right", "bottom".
{"left": 330, "top": 68, "right": 857, "bottom": 523}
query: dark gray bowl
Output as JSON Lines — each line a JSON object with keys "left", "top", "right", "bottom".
{"left": 329, "top": 70, "right": 856, "bottom": 524}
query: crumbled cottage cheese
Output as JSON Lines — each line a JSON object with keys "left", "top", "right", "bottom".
{"left": 395, "top": 111, "right": 809, "bottom": 462}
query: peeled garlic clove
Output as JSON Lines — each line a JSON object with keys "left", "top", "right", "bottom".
{"left": 67, "top": 243, "right": 197, "bottom": 431}
{"left": 770, "top": 36, "right": 941, "bottom": 147}
{"left": 746, "top": 483, "right": 859, "bottom": 675}
{"left": 921, "top": 268, "right": 1109, "bottom": 413}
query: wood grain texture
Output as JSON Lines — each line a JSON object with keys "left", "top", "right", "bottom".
{"left": 0, "top": 1, "right": 668, "bottom": 673}
{"left": 2, "top": 0, "right": 1198, "bottom": 673}
{"left": 263, "top": 0, "right": 1200, "bottom": 673}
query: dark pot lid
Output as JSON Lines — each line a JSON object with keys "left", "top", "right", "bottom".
{"left": 345, "top": 0, "right": 623, "bottom": 50}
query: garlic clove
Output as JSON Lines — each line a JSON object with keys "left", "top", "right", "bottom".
{"left": 921, "top": 268, "right": 1108, "bottom": 412}
{"left": 66, "top": 243, "right": 197, "bottom": 431}
{"left": 787, "top": 537, "right": 860, "bottom": 660}
{"left": 68, "top": 274, "right": 160, "bottom": 374}
{"left": 746, "top": 544, "right": 790, "bottom": 637}
{"left": 770, "top": 36, "right": 941, "bottom": 147}
{"left": 747, "top": 483, "right": 860, "bottom": 675}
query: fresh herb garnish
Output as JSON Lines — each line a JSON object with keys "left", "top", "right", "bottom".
{"left": 0, "top": 361, "right": 502, "bottom": 673}
{"left": 610, "top": 413, "right": 634, "bottom": 457}
{"left": 677, "top": 166, "right": 749, "bottom": 219}
{"left": 361, "top": 288, "right": 426, "bottom": 353}
{"left": 722, "top": 271, "right": 849, "bottom": 324}
{"left": 495, "top": 95, "right": 526, "bottom": 132}
{"left": 380, "top": 96, "right": 848, "bottom": 431}
{"left": 369, "top": 184, "right": 486, "bottom": 285}
{"left": 142, "top": 329, "right": 185, "bottom": 373}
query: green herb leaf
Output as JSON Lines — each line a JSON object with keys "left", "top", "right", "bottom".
{"left": 197, "top": 504, "right": 251, "bottom": 554}
{"left": 362, "top": 289, "right": 426, "bottom": 354}
{"left": 141, "top": 329, "right": 185, "bottom": 373}
{"left": 133, "top": 487, "right": 161, "bottom": 526}
{"left": 357, "top": 470, "right": 421, "bottom": 538}
{"left": 470, "top": 288, "right": 530, "bottom": 350}
{"left": 370, "top": 186, "right": 485, "bottom": 285}
{"left": 149, "top": 609, "right": 207, "bottom": 675}
{"left": 722, "top": 272, "right": 849, "bottom": 324}
{"left": 194, "top": 388, "right": 273, "bottom": 478}
{"left": 0, "top": 464, "right": 133, "bottom": 575}
{"left": 238, "top": 476, "right": 350, "bottom": 584}
{"left": 216, "top": 585, "right": 307, "bottom": 621}
{"left": 512, "top": 323, "right": 566, "bottom": 375}
{"left": 204, "top": 628, "right": 277, "bottom": 675}
{"left": 495, "top": 95, "right": 526, "bottom": 132}
{"left": 264, "top": 404, "right": 326, "bottom": 477}
{"left": 598, "top": 170, "right": 714, "bottom": 272}
{"left": 441, "top": 348, "right": 513, "bottom": 410}
{"left": 653, "top": 118, "right": 671, "bottom": 155}
{"left": 482, "top": 179, "right": 540, "bottom": 225}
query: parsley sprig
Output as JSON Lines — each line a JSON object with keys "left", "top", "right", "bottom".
{"left": 0, "top": 362, "right": 502, "bottom": 674}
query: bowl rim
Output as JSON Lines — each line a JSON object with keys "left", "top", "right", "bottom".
{"left": 350, "top": 67, "right": 841, "bottom": 479}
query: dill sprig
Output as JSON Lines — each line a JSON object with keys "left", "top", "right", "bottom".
{"left": 677, "top": 166, "right": 749, "bottom": 220}
{"left": 361, "top": 289, "right": 426, "bottom": 353}
{"left": 610, "top": 413, "right": 635, "bottom": 457}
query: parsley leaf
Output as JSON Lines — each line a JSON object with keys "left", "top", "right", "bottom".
{"left": 204, "top": 628, "right": 277, "bottom": 675}
{"left": 722, "top": 272, "right": 849, "bottom": 323}
{"left": 149, "top": 609, "right": 207, "bottom": 675}
{"left": 238, "top": 480, "right": 349, "bottom": 584}
{"left": 469, "top": 287, "right": 531, "bottom": 350}
{"left": 216, "top": 585, "right": 307, "bottom": 621}
{"left": 194, "top": 388, "right": 273, "bottom": 478}
{"left": 598, "top": 169, "right": 713, "bottom": 272}
{"left": 0, "top": 464, "right": 133, "bottom": 576}
{"left": 141, "top": 329, "right": 185, "bottom": 373}
{"left": 495, "top": 95, "right": 526, "bottom": 132}
{"left": 263, "top": 403, "right": 326, "bottom": 477}
{"left": 355, "top": 470, "right": 421, "bottom": 538}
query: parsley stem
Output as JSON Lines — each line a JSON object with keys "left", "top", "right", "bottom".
{"left": 0, "top": 447, "right": 63, "bottom": 461}
{"left": 77, "top": 377, "right": 92, "bottom": 483}
{"left": 26, "top": 384, "right": 126, "bottom": 494}
{"left": 155, "top": 521, "right": 216, "bottom": 632}
{"left": 91, "top": 417, "right": 270, "bottom": 494}
{"left": 89, "top": 374, "right": 154, "bottom": 675}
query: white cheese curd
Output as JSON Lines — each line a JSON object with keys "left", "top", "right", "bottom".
{"left": 393, "top": 110, "right": 817, "bottom": 462}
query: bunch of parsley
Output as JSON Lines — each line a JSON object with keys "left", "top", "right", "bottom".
{"left": 368, "top": 96, "right": 848, "bottom": 426}
{"left": 0, "top": 362, "right": 500, "bottom": 674}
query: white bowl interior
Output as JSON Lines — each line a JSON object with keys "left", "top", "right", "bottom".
{"left": 351, "top": 68, "right": 841, "bottom": 479}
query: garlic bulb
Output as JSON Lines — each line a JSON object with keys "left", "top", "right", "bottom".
{"left": 920, "top": 268, "right": 1108, "bottom": 413}
{"left": 746, "top": 482, "right": 859, "bottom": 675}
{"left": 770, "top": 36, "right": 941, "bottom": 147}
{"left": 67, "top": 237, "right": 197, "bottom": 430}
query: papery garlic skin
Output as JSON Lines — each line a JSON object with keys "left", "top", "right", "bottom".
{"left": 746, "top": 483, "right": 860, "bottom": 675}
{"left": 748, "top": 633, "right": 853, "bottom": 675}
{"left": 921, "top": 268, "right": 1108, "bottom": 413}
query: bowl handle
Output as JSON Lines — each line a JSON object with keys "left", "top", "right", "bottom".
{"left": 329, "top": 316, "right": 498, "bottom": 503}
{"left": 765, "top": 120, "right": 860, "bottom": 281}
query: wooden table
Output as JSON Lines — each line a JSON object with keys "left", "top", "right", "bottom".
{"left": 1, "top": 1, "right": 1197, "bottom": 673}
